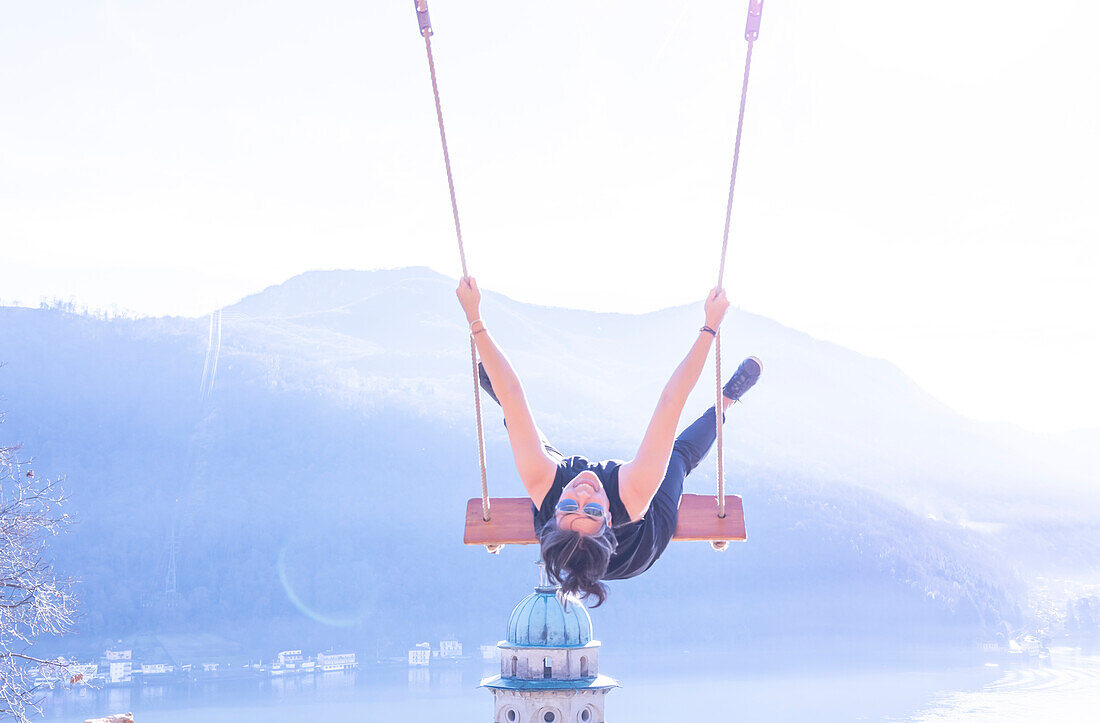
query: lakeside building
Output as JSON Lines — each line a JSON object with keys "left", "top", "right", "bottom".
{"left": 33, "top": 652, "right": 134, "bottom": 688}
{"left": 407, "top": 638, "right": 468, "bottom": 664}
{"left": 107, "top": 660, "right": 132, "bottom": 685}
{"left": 481, "top": 569, "right": 618, "bottom": 722}
{"left": 101, "top": 649, "right": 133, "bottom": 685}
{"left": 275, "top": 650, "right": 303, "bottom": 666}
{"left": 316, "top": 651, "right": 357, "bottom": 672}
{"left": 271, "top": 650, "right": 316, "bottom": 676}
{"left": 439, "top": 637, "right": 463, "bottom": 659}
{"left": 42, "top": 640, "right": 357, "bottom": 689}
{"left": 408, "top": 642, "right": 431, "bottom": 667}
{"left": 32, "top": 659, "right": 85, "bottom": 688}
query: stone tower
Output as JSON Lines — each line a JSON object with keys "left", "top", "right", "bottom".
{"left": 481, "top": 568, "right": 618, "bottom": 723}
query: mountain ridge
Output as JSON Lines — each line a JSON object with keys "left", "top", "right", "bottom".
{"left": 2, "top": 266, "right": 1094, "bottom": 654}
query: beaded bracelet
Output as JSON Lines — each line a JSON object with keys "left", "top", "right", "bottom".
{"left": 700, "top": 325, "right": 717, "bottom": 337}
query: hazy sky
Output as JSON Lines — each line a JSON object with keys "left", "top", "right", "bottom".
{"left": 2, "top": 1, "right": 1097, "bottom": 434}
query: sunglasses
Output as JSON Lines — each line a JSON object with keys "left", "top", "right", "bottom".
{"left": 555, "top": 499, "right": 606, "bottom": 519}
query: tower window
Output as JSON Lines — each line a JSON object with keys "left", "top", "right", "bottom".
{"left": 506, "top": 710, "right": 517, "bottom": 722}
{"left": 580, "top": 656, "right": 588, "bottom": 676}
{"left": 510, "top": 656, "right": 517, "bottom": 677}
{"left": 543, "top": 712, "right": 556, "bottom": 723}
{"left": 580, "top": 710, "right": 591, "bottom": 722}
{"left": 543, "top": 656, "right": 552, "bottom": 679}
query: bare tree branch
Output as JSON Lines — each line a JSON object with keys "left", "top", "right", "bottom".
{"left": 1, "top": 423, "right": 77, "bottom": 722}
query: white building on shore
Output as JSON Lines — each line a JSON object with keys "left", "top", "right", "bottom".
{"left": 271, "top": 649, "right": 306, "bottom": 676}
{"left": 107, "top": 661, "right": 132, "bottom": 685}
{"left": 439, "top": 637, "right": 462, "bottom": 659}
{"left": 317, "top": 651, "right": 357, "bottom": 672}
{"left": 408, "top": 642, "right": 431, "bottom": 667}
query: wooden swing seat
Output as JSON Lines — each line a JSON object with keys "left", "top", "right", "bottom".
{"left": 463, "top": 494, "right": 745, "bottom": 547}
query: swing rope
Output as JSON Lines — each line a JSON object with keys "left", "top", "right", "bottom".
{"left": 415, "top": 0, "right": 491, "bottom": 522}
{"left": 415, "top": 0, "right": 764, "bottom": 533}
{"left": 714, "top": 0, "right": 763, "bottom": 526}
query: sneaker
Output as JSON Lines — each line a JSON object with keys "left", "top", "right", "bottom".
{"left": 477, "top": 361, "right": 501, "bottom": 406}
{"left": 722, "top": 357, "right": 762, "bottom": 402}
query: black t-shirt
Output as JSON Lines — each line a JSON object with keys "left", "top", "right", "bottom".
{"left": 532, "top": 455, "right": 676, "bottom": 581}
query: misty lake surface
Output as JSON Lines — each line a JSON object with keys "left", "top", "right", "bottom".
{"left": 38, "top": 647, "right": 1099, "bottom": 722}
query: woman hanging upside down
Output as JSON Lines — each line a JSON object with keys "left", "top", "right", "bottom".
{"left": 456, "top": 277, "right": 761, "bottom": 606}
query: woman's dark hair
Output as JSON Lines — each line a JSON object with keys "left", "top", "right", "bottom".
{"left": 538, "top": 518, "right": 618, "bottom": 607}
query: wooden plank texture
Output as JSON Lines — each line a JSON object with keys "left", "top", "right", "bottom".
{"left": 463, "top": 494, "right": 746, "bottom": 546}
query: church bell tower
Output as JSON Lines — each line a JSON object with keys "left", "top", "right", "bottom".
{"left": 481, "top": 566, "right": 618, "bottom": 723}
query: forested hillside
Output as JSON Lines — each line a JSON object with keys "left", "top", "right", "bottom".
{"left": 3, "top": 267, "right": 1094, "bottom": 656}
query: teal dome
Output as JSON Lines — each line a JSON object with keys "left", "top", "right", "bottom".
{"left": 506, "top": 585, "right": 593, "bottom": 648}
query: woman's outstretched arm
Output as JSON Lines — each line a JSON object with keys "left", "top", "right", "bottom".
{"left": 457, "top": 277, "right": 558, "bottom": 506}
{"left": 617, "top": 288, "right": 729, "bottom": 521}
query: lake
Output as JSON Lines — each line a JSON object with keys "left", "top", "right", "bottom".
{"left": 37, "top": 647, "right": 1095, "bottom": 722}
